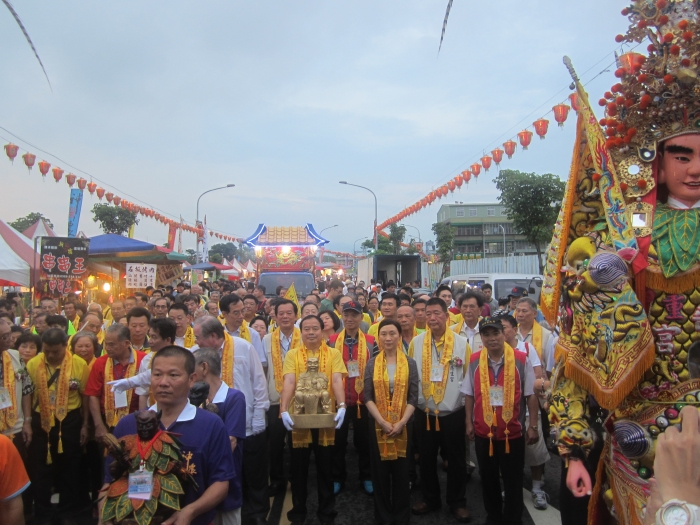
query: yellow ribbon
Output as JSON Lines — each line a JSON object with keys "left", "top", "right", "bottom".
{"left": 373, "top": 350, "right": 409, "bottom": 460}
{"left": 221, "top": 332, "right": 235, "bottom": 388}
{"left": 0, "top": 352, "right": 17, "bottom": 432}
{"left": 479, "top": 343, "right": 516, "bottom": 456}
{"left": 271, "top": 327, "right": 301, "bottom": 393}
{"left": 104, "top": 349, "right": 137, "bottom": 428}
{"left": 37, "top": 352, "right": 73, "bottom": 463}
{"left": 420, "top": 329, "right": 455, "bottom": 430}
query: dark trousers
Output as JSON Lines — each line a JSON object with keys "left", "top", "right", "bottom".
{"left": 474, "top": 435, "right": 526, "bottom": 525}
{"left": 242, "top": 431, "right": 270, "bottom": 522}
{"left": 29, "top": 409, "right": 90, "bottom": 521}
{"left": 267, "top": 404, "right": 288, "bottom": 488}
{"left": 288, "top": 430, "right": 337, "bottom": 524}
{"left": 332, "top": 403, "right": 371, "bottom": 484}
{"left": 415, "top": 408, "right": 467, "bottom": 510}
{"left": 12, "top": 431, "right": 34, "bottom": 516}
{"left": 80, "top": 439, "right": 103, "bottom": 502}
{"left": 368, "top": 421, "right": 412, "bottom": 525}
{"left": 560, "top": 440, "right": 604, "bottom": 525}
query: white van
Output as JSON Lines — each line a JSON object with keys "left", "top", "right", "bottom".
{"left": 440, "top": 273, "right": 544, "bottom": 303}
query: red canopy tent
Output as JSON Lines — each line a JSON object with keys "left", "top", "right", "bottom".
{"left": 0, "top": 219, "right": 40, "bottom": 286}
{"left": 22, "top": 218, "right": 57, "bottom": 241}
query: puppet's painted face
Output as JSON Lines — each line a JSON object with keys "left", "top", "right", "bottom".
{"left": 659, "top": 133, "right": 700, "bottom": 207}
{"left": 136, "top": 410, "right": 159, "bottom": 441}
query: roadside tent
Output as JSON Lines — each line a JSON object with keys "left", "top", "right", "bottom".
{"left": 88, "top": 234, "right": 189, "bottom": 263}
{"left": 0, "top": 219, "right": 40, "bottom": 285}
{"left": 0, "top": 233, "right": 31, "bottom": 286}
{"left": 22, "top": 219, "right": 57, "bottom": 242}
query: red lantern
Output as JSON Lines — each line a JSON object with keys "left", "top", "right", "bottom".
{"left": 421, "top": 198, "right": 428, "bottom": 207}
{"left": 77, "top": 177, "right": 87, "bottom": 190}
{"left": 4, "top": 143, "right": 18, "bottom": 163}
{"left": 113, "top": 195, "right": 121, "bottom": 206}
{"left": 569, "top": 93, "right": 580, "bottom": 112}
{"left": 533, "top": 118, "right": 549, "bottom": 139}
{"left": 503, "top": 140, "right": 517, "bottom": 158}
{"left": 38, "top": 160, "right": 51, "bottom": 177}
{"left": 105, "top": 192, "right": 114, "bottom": 203}
{"left": 87, "top": 181, "right": 97, "bottom": 194}
{"left": 471, "top": 163, "right": 481, "bottom": 177}
{"left": 448, "top": 180, "right": 456, "bottom": 192}
{"left": 461, "top": 170, "right": 471, "bottom": 184}
{"left": 66, "top": 173, "right": 77, "bottom": 187}
{"left": 481, "top": 155, "right": 492, "bottom": 171}
{"left": 96, "top": 187, "right": 105, "bottom": 200}
{"left": 121, "top": 200, "right": 129, "bottom": 209}
{"left": 454, "top": 175, "right": 463, "bottom": 188}
{"left": 517, "top": 130, "right": 533, "bottom": 149}
{"left": 22, "top": 153, "right": 36, "bottom": 171}
{"left": 552, "top": 104, "right": 570, "bottom": 127}
{"left": 52, "top": 167, "right": 63, "bottom": 183}
{"left": 491, "top": 148, "right": 504, "bottom": 165}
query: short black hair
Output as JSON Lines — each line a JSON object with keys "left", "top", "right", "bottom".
{"left": 379, "top": 293, "right": 400, "bottom": 308}
{"left": 126, "top": 307, "right": 151, "bottom": 324}
{"left": 219, "top": 294, "right": 242, "bottom": 314}
{"left": 42, "top": 327, "right": 68, "bottom": 346}
{"left": 299, "top": 314, "right": 324, "bottom": 330}
{"left": 243, "top": 294, "right": 259, "bottom": 305}
{"left": 426, "top": 297, "right": 448, "bottom": 313}
{"left": 152, "top": 345, "right": 195, "bottom": 375}
{"left": 499, "top": 315, "right": 517, "bottom": 328}
{"left": 250, "top": 315, "right": 268, "bottom": 331}
{"left": 398, "top": 293, "right": 412, "bottom": 304}
{"left": 328, "top": 279, "right": 344, "bottom": 291}
{"left": 149, "top": 317, "right": 177, "bottom": 343}
{"left": 412, "top": 298, "right": 427, "bottom": 307}
{"left": 332, "top": 294, "right": 343, "bottom": 308}
{"left": 255, "top": 285, "right": 266, "bottom": 294}
{"left": 435, "top": 284, "right": 452, "bottom": 296}
{"left": 169, "top": 303, "right": 189, "bottom": 317}
{"left": 46, "top": 315, "right": 68, "bottom": 330}
{"left": 275, "top": 298, "right": 298, "bottom": 316}
{"left": 458, "top": 291, "right": 484, "bottom": 308}
{"left": 378, "top": 318, "right": 402, "bottom": 335}
{"left": 183, "top": 294, "right": 200, "bottom": 304}
{"left": 481, "top": 283, "right": 493, "bottom": 291}
{"left": 14, "top": 333, "right": 41, "bottom": 352}
{"left": 318, "top": 310, "right": 340, "bottom": 331}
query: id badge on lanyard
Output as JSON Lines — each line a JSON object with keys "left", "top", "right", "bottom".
{"left": 128, "top": 470, "right": 154, "bottom": 500}
{"left": 490, "top": 366, "right": 503, "bottom": 407}
{"left": 0, "top": 388, "right": 12, "bottom": 409}
{"left": 430, "top": 340, "right": 444, "bottom": 382}
{"left": 347, "top": 360, "right": 360, "bottom": 378}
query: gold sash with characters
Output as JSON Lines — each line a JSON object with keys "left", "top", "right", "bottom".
{"left": 480, "top": 343, "right": 515, "bottom": 456}
{"left": 38, "top": 352, "right": 73, "bottom": 463}
{"left": 373, "top": 350, "right": 409, "bottom": 460}
{"left": 221, "top": 332, "right": 235, "bottom": 388}
{"left": 184, "top": 326, "right": 196, "bottom": 349}
{"left": 0, "top": 352, "right": 17, "bottom": 432}
{"left": 421, "top": 329, "right": 455, "bottom": 430}
{"left": 271, "top": 327, "right": 300, "bottom": 393}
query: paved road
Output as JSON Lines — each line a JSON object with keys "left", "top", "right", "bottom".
{"left": 267, "top": 429, "right": 563, "bottom": 525}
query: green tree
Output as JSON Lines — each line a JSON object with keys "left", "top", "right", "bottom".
{"left": 208, "top": 242, "right": 238, "bottom": 262}
{"left": 184, "top": 249, "right": 197, "bottom": 264}
{"left": 432, "top": 222, "right": 455, "bottom": 279}
{"left": 10, "top": 212, "right": 53, "bottom": 232}
{"left": 405, "top": 240, "right": 418, "bottom": 255}
{"left": 495, "top": 169, "right": 565, "bottom": 273}
{"left": 91, "top": 204, "right": 139, "bottom": 235}
{"left": 388, "top": 224, "right": 407, "bottom": 255}
{"left": 361, "top": 236, "right": 392, "bottom": 255}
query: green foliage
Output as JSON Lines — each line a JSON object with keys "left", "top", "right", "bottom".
{"left": 405, "top": 240, "right": 418, "bottom": 255}
{"left": 91, "top": 204, "right": 139, "bottom": 235}
{"left": 432, "top": 222, "right": 455, "bottom": 278}
{"left": 495, "top": 169, "right": 565, "bottom": 273}
{"left": 389, "top": 224, "right": 407, "bottom": 255}
{"left": 208, "top": 242, "right": 237, "bottom": 263}
{"left": 184, "top": 249, "right": 197, "bottom": 264}
{"left": 9, "top": 212, "right": 53, "bottom": 232}
{"left": 361, "top": 236, "right": 392, "bottom": 255}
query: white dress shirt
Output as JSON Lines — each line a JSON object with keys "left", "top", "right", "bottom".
{"left": 262, "top": 330, "right": 294, "bottom": 406}
{"left": 226, "top": 325, "right": 267, "bottom": 367}
{"left": 516, "top": 325, "right": 556, "bottom": 373}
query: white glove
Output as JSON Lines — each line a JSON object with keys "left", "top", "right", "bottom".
{"left": 334, "top": 407, "right": 346, "bottom": 429}
{"left": 281, "top": 411, "right": 295, "bottom": 431}
{"left": 252, "top": 414, "right": 266, "bottom": 435}
{"left": 107, "top": 378, "right": 134, "bottom": 394}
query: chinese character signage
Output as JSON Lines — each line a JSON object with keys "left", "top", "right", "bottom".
{"left": 40, "top": 237, "right": 90, "bottom": 281}
{"left": 126, "top": 263, "right": 156, "bottom": 289}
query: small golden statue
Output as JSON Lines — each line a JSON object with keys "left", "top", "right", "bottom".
{"left": 291, "top": 358, "right": 335, "bottom": 428}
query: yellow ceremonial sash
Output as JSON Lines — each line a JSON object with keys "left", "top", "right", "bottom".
{"left": 184, "top": 326, "right": 196, "bottom": 349}
{"left": 271, "top": 327, "right": 301, "bottom": 393}
{"left": 292, "top": 344, "right": 336, "bottom": 448}
{"left": 104, "top": 349, "right": 137, "bottom": 428}
{"left": 0, "top": 352, "right": 17, "bottom": 432}
{"left": 373, "top": 350, "right": 409, "bottom": 460}
{"left": 480, "top": 343, "right": 516, "bottom": 456}
{"left": 239, "top": 321, "right": 252, "bottom": 343}
{"left": 530, "top": 322, "right": 543, "bottom": 362}
{"left": 221, "top": 332, "right": 235, "bottom": 388}
{"left": 334, "top": 330, "right": 368, "bottom": 395}
{"left": 37, "top": 352, "right": 73, "bottom": 463}
{"left": 420, "top": 329, "right": 456, "bottom": 429}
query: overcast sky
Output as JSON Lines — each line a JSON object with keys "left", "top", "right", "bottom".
{"left": 0, "top": 1, "right": 632, "bottom": 253}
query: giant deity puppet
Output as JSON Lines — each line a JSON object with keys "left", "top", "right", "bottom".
{"left": 542, "top": 1, "right": 700, "bottom": 523}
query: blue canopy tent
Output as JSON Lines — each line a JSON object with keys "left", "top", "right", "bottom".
{"left": 88, "top": 234, "right": 188, "bottom": 263}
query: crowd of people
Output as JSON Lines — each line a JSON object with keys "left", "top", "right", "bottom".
{"left": 0, "top": 276, "right": 697, "bottom": 525}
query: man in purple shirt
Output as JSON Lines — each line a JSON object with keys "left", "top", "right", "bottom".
{"left": 193, "top": 348, "right": 247, "bottom": 525}
{"left": 105, "top": 346, "right": 234, "bottom": 525}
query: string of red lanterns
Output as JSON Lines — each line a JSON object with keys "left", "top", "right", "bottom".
{"left": 375, "top": 93, "right": 579, "bottom": 233}
{"left": 1, "top": 144, "right": 245, "bottom": 244}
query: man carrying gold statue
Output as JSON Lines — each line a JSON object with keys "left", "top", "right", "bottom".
{"left": 542, "top": 2, "right": 700, "bottom": 523}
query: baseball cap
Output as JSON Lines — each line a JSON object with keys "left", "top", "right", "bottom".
{"left": 341, "top": 301, "right": 363, "bottom": 314}
{"left": 508, "top": 286, "right": 528, "bottom": 298}
{"left": 479, "top": 316, "right": 504, "bottom": 332}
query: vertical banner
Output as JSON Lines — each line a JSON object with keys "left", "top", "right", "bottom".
{"left": 67, "top": 189, "right": 84, "bottom": 238}
{"left": 202, "top": 216, "right": 209, "bottom": 262}
{"left": 178, "top": 216, "right": 183, "bottom": 254}
{"left": 167, "top": 223, "right": 177, "bottom": 250}
{"left": 128, "top": 222, "right": 135, "bottom": 238}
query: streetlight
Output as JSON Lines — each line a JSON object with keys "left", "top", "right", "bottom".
{"left": 320, "top": 224, "right": 338, "bottom": 235}
{"left": 402, "top": 224, "right": 422, "bottom": 242}
{"left": 196, "top": 184, "right": 235, "bottom": 262}
{"left": 339, "top": 181, "right": 378, "bottom": 251}
{"left": 497, "top": 224, "right": 506, "bottom": 258}
{"left": 354, "top": 237, "right": 369, "bottom": 255}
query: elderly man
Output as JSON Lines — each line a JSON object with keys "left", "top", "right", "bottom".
{"left": 85, "top": 324, "right": 146, "bottom": 442}
{"left": 397, "top": 305, "right": 419, "bottom": 354}
{"left": 152, "top": 296, "right": 170, "bottom": 319}
{"left": 105, "top": 346, "right": 234, "bottom": 525}
{"left": 451, "top": 291, "right": 484, "bottom": 354}
{"left": 193, "top": 349, "right": 247, "bottom": 525}
{"left": 219, "top": 294, "right": 267, "bottom": 369}
{"left": 39, "top": 297, "right": 57, "bottom": 316}
{"left": 193, "top": 316, "right": 270, "bottom": 525}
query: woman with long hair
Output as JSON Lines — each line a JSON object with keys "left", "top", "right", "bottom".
{"left": 363, "top": 318, "right": 418, "bottom": 525}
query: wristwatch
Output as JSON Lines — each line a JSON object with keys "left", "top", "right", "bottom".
{"left": 337, "top": 403, "right": 347, "bottom": 409}
{"left": 656, "top": 499, "right": 700, "bottom": 525}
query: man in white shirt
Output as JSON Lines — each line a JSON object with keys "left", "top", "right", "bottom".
{"left": 169, "top": 303, "right": 195, "bottom": 349}
{"left": 262, "top": 299, "right": 300, "bottom": 495}
{"left": 219, "top": 294, "right": 268, "bottom": 370}
{"left": 193, "top": 316, "right": 270, "bottom": 525}
{"left": 451, "top": 291, "right": 483, "bottom": 353}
